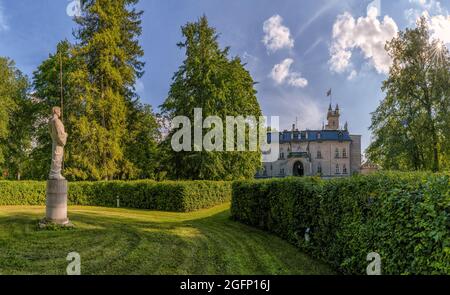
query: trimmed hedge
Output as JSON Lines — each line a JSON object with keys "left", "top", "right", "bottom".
{"left": 0, "top": 180, "right": 231, "bottom": 212}
{"left": 231, "top": 172, "right": 450, "bottom": 275}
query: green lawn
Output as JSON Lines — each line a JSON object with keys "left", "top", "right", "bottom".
{"left": 0, "top": 203, "right": 333, "bottom": 275}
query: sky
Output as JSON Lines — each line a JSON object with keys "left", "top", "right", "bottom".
{"left": 0, "top": 0, "right": 449, "bottom": 154}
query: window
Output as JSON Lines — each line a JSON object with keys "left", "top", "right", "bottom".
{"left": 317, "top": 132, "right": 321, "bottom": 140}
{"left": 317, "top": 150, "right": 322, "bottom": 159}
{"left": 343, "top": 148, "right": 347, "bottom": 158}
{"left": 343, "top": 164, "right": 347, "bottom": 174}
{"left": 280, "top": 152, "right": 285, "bottom": 159}
{"left": 317, "top": 163, "right": 322, "bottom": 174}
{"left": 280, "top": 168, "right": 285, "bottom": 176}
{"left": 335, "top": 164, "right": 340, "bottom": 174}
{"left": 335, "top": 148, "right": 340, "bottom": 158}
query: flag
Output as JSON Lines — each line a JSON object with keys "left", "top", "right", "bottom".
{"left": 326, "top": 88, "right": 332, "bottom": 97}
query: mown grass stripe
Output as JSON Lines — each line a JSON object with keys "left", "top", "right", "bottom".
{"left": 0, "top": 204, "right": 333, "bottom": 275}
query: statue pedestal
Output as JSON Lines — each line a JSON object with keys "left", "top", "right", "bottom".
{"left": 39, "top": 179, "right": 73, "bottom": 228}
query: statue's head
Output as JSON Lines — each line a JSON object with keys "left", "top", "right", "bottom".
{"left": 52, "top": 107, "right": 61, "bottom": 118}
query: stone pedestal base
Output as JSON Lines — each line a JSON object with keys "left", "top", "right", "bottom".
{"left": 39, "top": 179, "right": 72, "bottom": 228}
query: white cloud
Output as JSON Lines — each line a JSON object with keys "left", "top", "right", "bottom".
{"left": 409, "top": 0, "right": 444, "bottom": 14}
{"left": 404, "top": 0, "right": 450, "bottom": 46}
{"left": 270, "top": 58, "right": 308, "bottom": 88}
{"left": 0, "top": 2, "right": 8, "bottom": 32}
{"left": 270, "top": 58, "right": 292, "bottom": 84}
{"left": 405, "top": 0, "right": 447, "bottom": 25}
{"left": 287, "top": 73, "right": 308, "bottom": 88}
{"left": 367, "top": 0, "right": 381, "bottom": 17}
{"left": 262, "top": 15, "right": 294, "bottom": 53}
{"left": 347, "top": 70, "right": 357, "bottom": 80}
{"left": 329, "top": 7, "right": 398, "bottom": 75}
{"left": 428, "top": 14, "right": 450, "bottom": 44}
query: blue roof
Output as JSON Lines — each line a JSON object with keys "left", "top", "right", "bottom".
{"left": 267, "top": 130, "right": 352, "bottom": 143}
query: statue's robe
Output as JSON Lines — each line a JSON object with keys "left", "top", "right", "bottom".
{"left": 49, "top": 116, "right": 67, "bottom": 180}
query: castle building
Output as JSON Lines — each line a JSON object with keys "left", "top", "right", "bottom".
{"left": 257, "top": 104, "right": 362, "bottom": 178}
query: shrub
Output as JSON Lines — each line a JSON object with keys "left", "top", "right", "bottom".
{"left": 0, "top": 181, "right": 46, "bottom": 205}
{"left": 231, "top": 172, "right": 450, "bottom": 275}
{"left": 0, "top": 180, "right": 231, "bottom": 212}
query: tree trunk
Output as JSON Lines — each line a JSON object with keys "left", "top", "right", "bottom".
{"left": 431, "top": 131, "right": 439, "bottom": 172}
{"left": 423, "top": 86, "right": 439, "bottom": 172}
{"left": 426, "top": 106, "right": 439, "bottom": 172}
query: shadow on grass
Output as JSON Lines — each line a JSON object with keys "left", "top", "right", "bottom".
{"left": 0, "top": 206, "right": 334, "bottom": 275}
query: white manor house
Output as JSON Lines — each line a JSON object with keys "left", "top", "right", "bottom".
{"left": 257, "top": 104, "right": 361, "bottom": 178}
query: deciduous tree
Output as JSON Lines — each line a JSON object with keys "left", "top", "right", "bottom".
{"left": 368, "top": 18, "right": 450, "bottom": 172}
{"left": 0, "top": 57, "right": 31, "bottom": 180}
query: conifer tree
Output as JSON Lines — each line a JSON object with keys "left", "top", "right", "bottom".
{"left": 69, "top": 0, "right": 145, "bottom": 180}
{"left": 161, "top": 16, "right": 262, "bottom": 180}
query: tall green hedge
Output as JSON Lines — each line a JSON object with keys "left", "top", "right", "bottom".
{"left": 0, "top": 180, "right": 231, "bottom": 212}
{"left": 231, "top": 172, "right": 450, "bottom": 275}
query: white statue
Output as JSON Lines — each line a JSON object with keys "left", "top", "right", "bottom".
{"left": 49, "top": 107, "right": 68, "bottom": 180}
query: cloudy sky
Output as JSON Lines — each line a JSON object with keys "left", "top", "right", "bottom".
{"left": 0, "top": 0, "right": 449, "bottom": 153}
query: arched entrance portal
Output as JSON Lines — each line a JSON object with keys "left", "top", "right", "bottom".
{"left": 293, "top": 161, "right": 304, "bottom": 177}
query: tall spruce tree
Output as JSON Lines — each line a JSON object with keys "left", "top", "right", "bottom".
{"left": 69, "top": 0, "right": 146, "bottom": 180}
{"left": 161, "top": 16, "right": 262, "bottom": 180}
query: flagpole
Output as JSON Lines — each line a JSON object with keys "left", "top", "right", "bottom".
{"left": 327, "top": 88, "right": 332, "bottom": 106}
{"left": 60, "top": 51, "right": 64, "bottom": 121}
{"left": 59, "top": 51, "right": 64, "bottom": 171}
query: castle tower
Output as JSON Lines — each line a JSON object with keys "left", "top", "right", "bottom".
{"left": 325, "top": 104, "right": 340, "bottom": 130}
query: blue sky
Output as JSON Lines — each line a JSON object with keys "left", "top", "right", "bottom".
{"left": 0, "top": 0, "right": 449, "bottom": 154}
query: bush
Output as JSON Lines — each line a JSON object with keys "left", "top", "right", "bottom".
{"left": 231, "top": 172, "right": 450, "bottom": 275}
{"left": 0, "top": 180, "right": 231, "bottom": 212}
{"left": 0, "top": 181, "right": 46, "bottom": 205}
